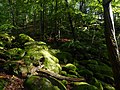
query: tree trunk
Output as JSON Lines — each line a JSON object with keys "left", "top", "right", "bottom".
{"left": 65, "top": 0, "right": 76, "bottom": 41}
{"left": 8, "top": 0, "right": 15, "bottom": 26}
{"left": 103, "top": 0, "right": 120, "bottom": 89}
{"left": 33, "top": 10, "right": 36, "bottom": 36}
{"left": 40, "top": 1, "right": 45, "bottom": 40}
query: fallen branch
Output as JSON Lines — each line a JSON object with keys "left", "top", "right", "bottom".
{"left": 37, "top": 69, "right": 85, "bottom": 82}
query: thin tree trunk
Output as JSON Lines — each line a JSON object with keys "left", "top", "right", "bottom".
{"left": 54, "top": 0, "right": 58, "bottom": 41}
{"left": 103, "top": 0, "right": 120, "bottom": 89}
{"left": 33, "top": 10, "right": 36, "bottom": 36}
{"left": 65, "top": 0, "right": 76, "bottom": 41}
{"left": 8, "top": 0, "right": 15, "bottom": 26}
{"left": 40, "top": 1, "right": 45, "bottom": 40}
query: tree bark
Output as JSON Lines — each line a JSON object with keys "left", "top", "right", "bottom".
{"left": 8, "top": 0, "right": 15, "bottom": 26}
{"left": 37, "top": 69, "right": 85, "bottom": 82}
{"left": 40, "top": 1, "right": 45, "bottom": 40}
{"left": 65, "top": 0, "right": 76, "bottom": 41}
{"left": 103, "top": 0, "right": 120, "bottom": 89}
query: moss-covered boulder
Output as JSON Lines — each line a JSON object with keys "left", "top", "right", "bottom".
{"left": 78, "top": 69, "right": 93, "bottom": 78}
{"left": 24, "top": 41, "right": 47, "bottom": 50}
{"left": 72, "top": 82, "right": 98, "bottom": 90}
{"left": 24, "top": 76, "right": 64, "bottom": 90}
{"left": 0, "top": 33, "right": 15, "bottom": 48}
{"left": 24, "top": 76, "right": 52, "bottom": 90}
{"left": 56, "top": 52, "right": 73, "bottom": 63}
{"left": 89, "top": 77, "right": 103, "bottom": 90}
{"left": 18, "top": 34, "right": 34, "bottom": 44}
{"left": 88, "top": 63, "right": 112, "bottom": 76}
{"left": 101, "top": 82, "right": 115, "bottom": 90}
{"left": 5, "top": 48, "right": 25, "bottom": 60}
{"left": 23, "top": 41, "right": 61, "bottom": 73}
{"left": 63, "top": 63, "right": 77, "bottom": 71}
{"left": 79, "top": 60, "right": 99, "bottom": 65}
{"left": 24, "top": 49, "right": 61, "bottom": 73}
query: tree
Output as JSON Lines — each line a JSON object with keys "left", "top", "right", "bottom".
{"left": 102, "top": 0, "right": 120, "bottom": 89}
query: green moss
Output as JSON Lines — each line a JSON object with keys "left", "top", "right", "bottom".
{"left": 0, "top": 33, "right": 15, "bottom": 48}
{"left": 78, "top": 69, "right": 93, "bottom": 77}
{"left": 88, "top": 64, "right": 112, "bottom": 76}
{"left": 60, "top": 71, "right": 67, "bottom": 76}
{"left": 24, "top": 76, "right": 61, "bottom": 90}
{"left": 63, "top": 63, "right": 77, "bottom": 71}
{"left": 47, "top": 76, "right": 66, "bottom": 90}
{"left": 72, "top": 82, "right": 98, "bottom": 90}
{"left": 6, "top": 48, "right": 25, "bottom": 60}
{"left": 101, "top": 82, "right": 115, "bottom": 90}
{"left": 89, "top": 77, "right": 103, "bottom": 90}
{"left": 56, "top": 52, "right": 73, "bottom": 63}
{"left": 79, "top": 60, "right": 99, "bottom": 65}
{"left": 19, "top": 34, "right": 34, "bottom": 44}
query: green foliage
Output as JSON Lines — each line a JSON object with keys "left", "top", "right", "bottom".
{"left": 0, "top": 24, "right": 15, "bottom": 32}
{"left": 0, "top": 0, "right": 119, "bottom": 89}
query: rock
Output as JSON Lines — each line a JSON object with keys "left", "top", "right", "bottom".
{"left": 72, "top": 82, "right": 98, "bottom": 90}
{"left": 24, "top": 76, "right": 61, "bottom": 90}
{"left": 63, "top": 63, "right": 77, "bottom": 71}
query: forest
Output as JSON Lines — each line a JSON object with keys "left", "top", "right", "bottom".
{"left": 0, "top": 0, "right": 120, "bottom": 90}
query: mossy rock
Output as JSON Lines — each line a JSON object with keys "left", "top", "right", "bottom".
{"left": 24, "top": 49, "right": 61, "bottom": 73}
{"left": 0, "top": 50, "right": 9, "bottom": 59}
{"left": 56, "top": 52, "right": 73, "bottom": 63}
{"left": 23, "top": 41, "right": 61, "bottom": 73}
{"left": 94, "top": 73, "right": 105, "bottom": 80}
{"left": 40, "top": 50, "right": 59, "bottom": 63}
{"left": 104, "top": 84, "right": 115, "bottom": 90}
{"left": 24, "top": 41, "right": 48, "bottom": 50}
{"left": 18, "top": 34, "right": 34, "bottom": 44}
{"left": 87, "top": 64, "right": 112, "bottom": 76}
{"left": 68, "top": 70, "right": 79, "bottom": 76}
{"left": 89, "top": 77, "right": 103, "bottom": 90}
{"left": 24, "top": 76, "right": 52, "bottom": 90}
{"left": 5, "top": 48, "right": 25, "bottom": 60}
{"left": 79, "top": 60, "right": 99, "bottom": 65}
{"left": 95, "top": 73, "right": 114, "bottom": 85}
{"left": 0, "top": 33, "right": 15, "bottom": 48}
{"left": 101, "top": 82, "right": 115, "bottom": 90}
{"left": 24, "top": 76, "right": 61, "bottom": 90}
{"left": 78, "top": 69, "right": 93, "bottom": 77}
{"left": 72, "top": 82, "right": 98, "bottom": 90}
{"left": 43, "top": 56, "right": 61, "bottom": 73}
{"left": 0, "top": 41, "right": 4, "bottom": 47}
{"left": 61, "top": 80, "right": 68, "bottom": 85}
{"left": 47, "top": 76, "right": 66, "bottom": 90}
{"left": 60, "top": 71, "right": 67, "bottom": 76}
{"left": 63, "top": 63, "right": 77, "bottom": 71}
